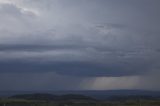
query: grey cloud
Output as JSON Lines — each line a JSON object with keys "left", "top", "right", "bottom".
{"left": 0, "top": 44, "right": 82, "bottom": 52}
{"left": 0, "top": 0, "right": 160, "bottom": 90}
{"left": 0, "top": 57, "right": 155, "bottom": 77}
{"left": 0, "top": 72, "right": 84, "bottom": 91}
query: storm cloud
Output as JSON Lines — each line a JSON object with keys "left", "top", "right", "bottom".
{"left": 0, "top": 0, "right": 160, "bottom": 90}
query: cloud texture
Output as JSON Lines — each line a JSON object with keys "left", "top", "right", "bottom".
{"left": 0, "top": 0, "right": 160, "bottom": 90}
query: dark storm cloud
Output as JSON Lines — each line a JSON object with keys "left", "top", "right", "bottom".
{"left": 0, "top": 72, "right": 84, "bottom": 91}
{"left": 0, "top": 44, "right": 82, "bottom": 51}
{"left": 0, "top": 0, "right": 160, "bottom": 79}
{"left": 0, "top": 61, "right": 148, "bottom": 77}
{"left": 0, "top": 0, "right": 160, "bottom": 91}
{"left": 0, "top": 54, "right": 156, "bottom": 77}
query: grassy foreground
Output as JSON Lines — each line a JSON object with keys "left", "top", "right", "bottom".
{"left": 0, "top": 99, "right": 160, "bottom": 106}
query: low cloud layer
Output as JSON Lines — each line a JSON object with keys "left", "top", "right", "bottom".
{"left": 0, "top": 0, "right": 160, "bottom": 90}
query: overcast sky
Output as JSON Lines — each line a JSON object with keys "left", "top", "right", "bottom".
{"left": 0, "top": 0, "right": 160, "bottom": 91}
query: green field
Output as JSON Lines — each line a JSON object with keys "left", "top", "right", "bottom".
{"left": 0, "top": 99, "right": 160, "bottom": 106}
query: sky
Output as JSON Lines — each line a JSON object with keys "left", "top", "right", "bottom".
{"left": 0, "top": 0, "right": 160, "bottom": 91}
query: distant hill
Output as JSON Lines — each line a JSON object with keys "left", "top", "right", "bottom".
{"left": 1, "top": 89, "right": 160, "bottom": 100}
{"left": 10, "top": 93, "right": 59, "bottom": 101}
{"left": 9, "top": 93, "right": 95, "bottom": 102}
